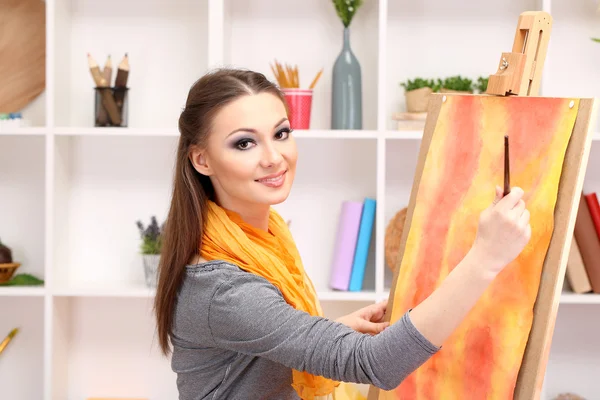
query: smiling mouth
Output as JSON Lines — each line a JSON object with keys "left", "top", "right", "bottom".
{"left": 255, "top": 170, "right": 287, "bottom": 187}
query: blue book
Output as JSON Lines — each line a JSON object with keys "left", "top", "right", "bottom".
{"left": 348, "top": 198, "right": 376, "bottom": 292}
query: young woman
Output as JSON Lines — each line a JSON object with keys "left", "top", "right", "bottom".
{"left": 154, "top": 68, "right": 531, "bottom": 399}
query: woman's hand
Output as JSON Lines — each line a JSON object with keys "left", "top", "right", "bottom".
{"left": 335, "top": 299, "right": 389, "bottom": 335}
{"left": 469, "top": 185, "right": 532, "bottom": 278}
{"left": 408, "top": 185, "right": 532, "bottom": 348}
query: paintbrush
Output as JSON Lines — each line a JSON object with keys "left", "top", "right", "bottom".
{"left": 0, "top": 328, "right": 19, "bottom": 355}
{"left": 504, "top": 135, "right": 510, "bottom": 196}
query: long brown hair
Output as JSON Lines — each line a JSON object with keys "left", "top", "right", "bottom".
{"left": 155, "top": 68, "right": 287, "bottom": 355}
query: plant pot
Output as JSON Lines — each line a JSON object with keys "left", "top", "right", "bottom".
{"left": 405, "top": 87, "right": 433, "bottom": 113}
{"left": 0, "top": 262, "right": 20, "bottom": 283}
{"left": 142, "top": 254, "right": 160, "bottom": 288}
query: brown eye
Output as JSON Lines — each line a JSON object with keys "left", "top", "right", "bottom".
{"left": 275, "top": 128, "right": 291, "bottom": 140}
{"left": 235, "top": 139, "right": 254, "bottom": 150}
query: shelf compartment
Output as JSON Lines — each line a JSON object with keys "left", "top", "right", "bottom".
{"left": 52, "top": 0, "right": 209, "bottom": 129}
{"left": 0, "top": 135, "right": 47, "bottom": 283}
{"left": 0, "top": 297, "right": 45, "bottom": 399}
{"left": 273, "top": 138, "right": 378, "bottom": 294}
{"left": 223, "top": 0, "right": 380, "bottom": 130}
{"left": 50, "top": 297, "right": 177, "bottom": 399}
{"left": 385, "top": 0, "right": 539, "bottom": 130}
{"left": 544, "top": 304, "right": 600, "bottom": 399}
{"left": 52, "top": 135, "right": 177, "bottom": 289}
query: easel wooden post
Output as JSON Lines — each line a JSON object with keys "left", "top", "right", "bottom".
{"left": 486, "top": 11, "right": 552, "bottom": 97}
{"left": 367, "top": 10, "right": 598, "bottom": 400}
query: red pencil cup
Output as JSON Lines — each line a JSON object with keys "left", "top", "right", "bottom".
{"left": 282, "top": 88, "right": 313, "bottom": 130}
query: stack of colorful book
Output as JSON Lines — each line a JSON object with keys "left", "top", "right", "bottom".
{"left": 566, "top": 191, "right": 600, "bottom": 294}
{"left": 329, "top": 198, "right": 376, "bottom": 292}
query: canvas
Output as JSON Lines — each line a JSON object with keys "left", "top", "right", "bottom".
{"left": 370, "top": 94, "right": 597, "bottom": 400}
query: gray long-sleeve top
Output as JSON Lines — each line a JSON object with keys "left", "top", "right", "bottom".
{"left": 170, "top": 260, "right": 440, "bottom": 399}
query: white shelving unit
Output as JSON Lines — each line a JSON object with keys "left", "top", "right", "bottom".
{"left": 1, "top": 0, "right": 599, "bottom": 399}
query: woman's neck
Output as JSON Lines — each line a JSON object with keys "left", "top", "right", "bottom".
{"left": 215, "top": 197, "right": 271, "bottom": 231}
{"left": 237, "top": 207, "right": 270, "bottom": 231}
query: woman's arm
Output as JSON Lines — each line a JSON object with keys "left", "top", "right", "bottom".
{"left": 200, "top": 185, "right": 529, "bottom": 390}
{"left": 409, "top": 185, "right": 531, "bottom": 347}
{"left": 207, "top": 270, "right": 438, "bottom": 390}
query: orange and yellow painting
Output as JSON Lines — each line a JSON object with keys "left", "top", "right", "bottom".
{"left": 380, "top": 95, "right": 579, "bottom": 399}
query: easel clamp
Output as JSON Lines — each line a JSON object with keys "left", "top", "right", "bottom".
{"left": 486, "top": 11, "right": 552, "bottom": 97}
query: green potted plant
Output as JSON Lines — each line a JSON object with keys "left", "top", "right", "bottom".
{"left": 136, "top": 216, "right": 163, "bottom": 288}
{"left": 439, "top": 75, "right": 474, "bottom": 93}
{"left": 475, "top": 76, "right": 489, "bottom": 94}
{"left": 400, "top": 78, "right": 440, "bottom": 113}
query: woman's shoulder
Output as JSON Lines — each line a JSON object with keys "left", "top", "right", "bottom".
{"left": 182, "top": 257, "right": 284, "bottom": 300}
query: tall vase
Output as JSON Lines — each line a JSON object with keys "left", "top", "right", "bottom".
{"left": 331, "top": 27, "right": 362, "bottom": 130}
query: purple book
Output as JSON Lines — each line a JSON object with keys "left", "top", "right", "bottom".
{"left": 329, "top": 201, "right": 363, "bottom": 291}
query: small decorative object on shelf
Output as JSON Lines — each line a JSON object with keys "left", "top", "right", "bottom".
{"left": 384, "top": 207, "right": 407, "bottom": 273}
{"left": 136, "top": 216, "right": 164, "bottom": 288}
{"left": 400, "top": 78, "right": 440, "bottom": 113}
{"left": 270, "top": 60, "right": 322, "bottom": 130}
{"left": 331, "top": 0, "right": 363, "bottom": 130}
{"left": 393, "top": 74, "right": 489, "bottom": 130}
{"left": 438, "top": 75, "right": 474, "bottom": 93}
{"left": 0, "top": 112, "right": 25, "bottom": 131}
{"left": 0, "top": 237, "right": 21, "bottom": 284}
{"left": 0, "top": 328, "right": 19, "bottom": 356}
{"left": 87, "top": 53, "right": 130, "bottom": 127}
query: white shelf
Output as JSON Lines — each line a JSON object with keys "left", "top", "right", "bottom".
{"left": 52, "top": 283, "right": 155, "bottom": 298}
{"left": 559, "top": 293, "right": 600, "bottom": 304}
{"left": 0, "top": 286, "right": 46, "bottom": 296}
{"left": 52, "top": 127, "right": 179, "bottom": 137}
{"left": 0, "top": 127, "right": 48, "bottom": 136}
{"left": 1, "top": 0, "right": 599, "bottom": 398}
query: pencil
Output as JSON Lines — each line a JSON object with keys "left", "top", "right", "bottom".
{"left": 504, "top": 135, "right": 510, "bottom": 196}
{"left": 114, "top": 53, "right": 130, "bottom": 114}
{"left": 114, "top": 53, "right": 129, "bottom": 88}
{"left": 87, "top": 53, "right": 107, "bottom": 87}
{"left": 309, "top": 68, "right": 323, "bottom": 90}
{"left": 0, "top": 328, "right": 19, "bottom": 355}
{"left": 102, "top": 54, "right": 113, "bottom": 85}
{"left": 97, "top": 55, "right": 113, "bottom": 125}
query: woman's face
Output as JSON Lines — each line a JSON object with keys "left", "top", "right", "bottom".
{"left": 190, "top": 92, "right": 297, "bottom": 213}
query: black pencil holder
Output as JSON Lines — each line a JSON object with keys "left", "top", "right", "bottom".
{"left": 94, "top": 87, "right": 129, "bottom": 127}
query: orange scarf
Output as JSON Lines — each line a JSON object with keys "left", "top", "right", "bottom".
{"left": 200, "top": 200, "right": 340, "bottom": 399}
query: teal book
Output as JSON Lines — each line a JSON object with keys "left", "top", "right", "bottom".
{"left": 348, "top": 198, "right": 376, "bottom": 291}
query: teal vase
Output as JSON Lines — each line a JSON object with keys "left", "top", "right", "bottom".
{"left": 331, "top": 27, "right": 362, "bottom": 130}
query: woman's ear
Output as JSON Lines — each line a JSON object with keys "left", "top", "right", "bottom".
{"left": 189, "top": 145, "right": 212, "bottom": 176}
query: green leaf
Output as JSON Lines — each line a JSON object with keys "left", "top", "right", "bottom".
{"left": 440, "top": 75, "right": 473, "bottom": 92}
{"left": 592, "top": 37, "right": 600, "bottom": 43}
{"left": 475, "top": 76, "right": 489, "bottom": 93}
{"left": 332, "top": 0, "right": 364, "bottom": 27}
{"left": 0, "top": 273, "right": 44, "bottom": 286}
{"left": 400, "top": 78, "right": 440, "bottom": 92}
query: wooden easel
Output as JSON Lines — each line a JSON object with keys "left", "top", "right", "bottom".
{"left": 486, "top": 11, "right": 552, "bottom": 97}
{"left": 368, "top": 11, "right": 598, "bottom": 400}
